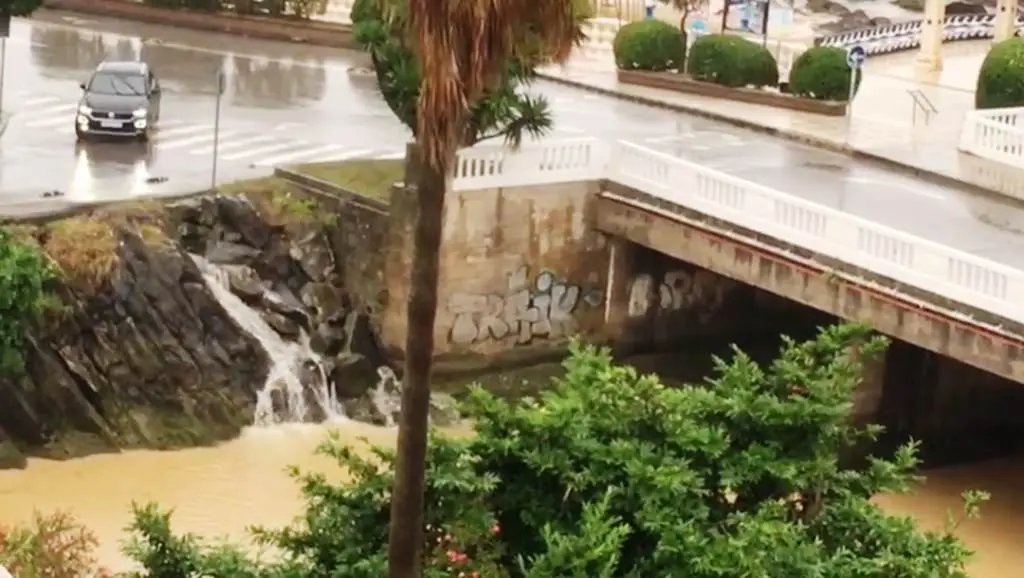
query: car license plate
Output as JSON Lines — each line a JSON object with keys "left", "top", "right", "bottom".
{"left": 100, "top": 120, "right": 122, "bottom": 128}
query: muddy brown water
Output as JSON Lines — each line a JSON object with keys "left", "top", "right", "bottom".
{"left": 0, "top": 421, "right": 1021, "bottom": 576}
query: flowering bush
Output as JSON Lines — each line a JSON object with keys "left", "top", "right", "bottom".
{"left": 0, "top": 511, "right": 110, "bottom": 578}
{"left": 122, "top": 324, "right": 984, "bottom": 577}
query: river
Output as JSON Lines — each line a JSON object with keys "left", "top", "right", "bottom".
{"left": 0, "top": 421, "right": 1021, "bottom": 577}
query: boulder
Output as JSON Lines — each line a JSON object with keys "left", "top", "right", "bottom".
{"left": 262, "top": 310, "right": 301, "bottom": 338}
{"left": 290, "top": 230, "right": 336, "bottom": 283}
{"left": 214, "top": 196, "right": 274, "bottom": 249}
{"left": 300, "top": 282, "right": 351, "bottom": 325}
{"left": 206, "top": 241, "right": 261, "bottom": 266}
{"left": 310, "top": 323, "right": 345, "bottom": 356}
{"left": 331, "top": 352, "right": 378, "bottom": 399}
{"left": 261, "top": 287, "right": 308, "bottom": 326}
{"left": 225, "top": 265, "right": 265, "bottom": 301}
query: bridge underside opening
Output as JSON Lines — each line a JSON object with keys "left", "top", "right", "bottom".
{"left": 597, "top": 192, "right": 1024, "bottom": 466}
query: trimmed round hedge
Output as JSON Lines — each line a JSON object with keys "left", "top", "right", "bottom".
{"left": 687, "top": 34, "right": 779, "bottom": 88}
{"left": 613, "top": 20, "right": 687, "bottom": 72}
{"left": 976, "top": 38, "right": 1024, "bottom": 109}
{"left": 788, "top": 46, "right": 859, "bottom": 101}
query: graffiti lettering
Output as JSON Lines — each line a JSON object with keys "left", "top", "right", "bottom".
{"left": 626, "top": 269, "right": 732, "bottom": 321}
{"left": 448, "top": 266, "right": 603, "bottom": 346}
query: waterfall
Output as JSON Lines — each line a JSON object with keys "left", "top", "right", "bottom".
{"left": 192, "top": 255, "right": 345, "bottom": 426}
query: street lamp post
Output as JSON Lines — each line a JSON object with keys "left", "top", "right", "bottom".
{"left": 211, "top": 68, "right": 225, "bottom": 191}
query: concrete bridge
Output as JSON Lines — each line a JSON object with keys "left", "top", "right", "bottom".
{"left": 374, "top": 137, "right": 1024, "bottom": 460}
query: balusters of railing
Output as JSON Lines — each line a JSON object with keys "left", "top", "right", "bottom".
{"left": 908, "top": 89, "right": 939, "bottom": 126}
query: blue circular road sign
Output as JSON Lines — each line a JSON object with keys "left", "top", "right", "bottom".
{"left": 846, "top": 44, "right": 867, "bottom": 69}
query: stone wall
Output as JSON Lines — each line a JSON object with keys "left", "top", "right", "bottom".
{"left": 601, "top": 238, "right": 828, "bottom": 354}
{"left": 381, "top": 180, "right": 611, "bottom": 373}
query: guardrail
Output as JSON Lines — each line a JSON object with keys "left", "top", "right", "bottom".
{"left": 959, "top": 107, "right": 1024, "bottom": 170}
{"left": 816, "top": 13, "right": 1016, "bottom": 54}
{"left": 452, "top": 138, "right": 608, "bottom": 191}
{"left": 452, "top": 137, "right": 1024, "bottom": 325}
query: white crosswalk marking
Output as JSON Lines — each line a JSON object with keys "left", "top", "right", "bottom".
{"left": 154, "top": 124, "right": 213, "bottom": 138}
{"left": 10, "top": 91, "right": 410, "bottom": 170}
{"left": 157, "top": 131, "right": 236, "bottom": 151}
{"left": 24, "top": 96, "right": 61, "bottom": 107}
{"left": 191, "top": 134, "right": 277, "bottom": 154}
{"left": 222, "top": 141, "right": 305, "bottom": 161}
{"left": 251, "top": 144, "right": 349, "bottom": 167}
{"left": 24, "top": 104, "right": 78, "bottom": 127}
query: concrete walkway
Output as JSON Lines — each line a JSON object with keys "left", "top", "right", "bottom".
{"left": 539, "top": 39, "right": 1024, "bottom": 201}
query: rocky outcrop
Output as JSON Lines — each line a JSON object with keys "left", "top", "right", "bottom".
{"left": 0, "top": 189, "right": 456, "bottom": 468}
{"left": 0, "top": 222, "right": 269, "bottom": 467}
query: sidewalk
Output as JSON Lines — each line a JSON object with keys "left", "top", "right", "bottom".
{"left": 538, "top": 45, "right": 1024, "bottom": 200}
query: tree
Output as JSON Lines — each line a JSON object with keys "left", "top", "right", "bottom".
{"left": 355, "top": 0, "right": 586, "bottom": 576}
{"left": 4, "top": 0, "right": 45, "bottom": 17}
{"left": 658, "top": 0, "right": 709, "bottom": 32}
{"left": 122, "top": 323, "right": 986, "bottom": 577}
{"left": 352, "top": 0, "right": 592, "bottom": 147}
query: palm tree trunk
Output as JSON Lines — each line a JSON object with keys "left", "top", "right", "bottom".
{"left": 387, "top": 145, "right": 447, "bottom": 578}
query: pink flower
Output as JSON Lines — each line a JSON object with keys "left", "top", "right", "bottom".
{"left": 490, "top": 523, "right": 501, "bottom": 535}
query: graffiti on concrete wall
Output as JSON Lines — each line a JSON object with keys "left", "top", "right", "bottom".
{"left": 448, "top": 266, "right": 604, "bottom": 346}
{"left": 626, "top": 269, "right": 733, "bottom": 322}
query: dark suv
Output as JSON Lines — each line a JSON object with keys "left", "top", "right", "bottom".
{"left": 75, "top": 61, "right": 162, "bottom": 141}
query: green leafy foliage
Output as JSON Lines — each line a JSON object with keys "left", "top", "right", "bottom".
{"left": 612, "top": 20, "right": 687, "bottom": 72}
{"left": 0, "top": 510, "right": 111, "bottom": 578}
{"left": 0, "top": 228, "right": 57, "bottom": 375}
{"left": 4, "top": 0, "right": 44, "bottom": 17}
{"left": 120, "top": 324, "right": 982, "bottom": 578}
{"left": 352, "top": 0, "right": 588, "bottom": 147}
{"left": 687, "top": 34, "right": 779, "bottom": 88}
{"left": 789, "top": 45, "right": 860, "bottom": 101}
{"left": 976, "top": 37, "right": 1024, "bottom": 109}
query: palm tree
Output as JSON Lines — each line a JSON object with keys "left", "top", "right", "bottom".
{"left": 384, "top": 0, "right": 584, "bottom": 575}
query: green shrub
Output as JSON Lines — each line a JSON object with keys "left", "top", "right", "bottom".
{"left": 612, "top": 20, "right": 687, "bottom": 72}
{"left": 123, "top": 325, "right": 984, "bottom": 578}
{"left": 0, "top": 228, "right": 56, "bottom": 375}
{"left": 688, "top": 34, "right": 778, "bottom": 88}
{"left": 976, "top": 37, "right": 1024, "bottom": 109}
{"left": 789, "top": 45, "right": 859, "bottom": 101}
{"left": 350, "top": 0, "right": 380, "bottom": 24}
{"left": 748, "top": 43, "right": 780, "bottom": 88}
{"left": 0, "top": 511, "right": 110, "bottom": 578}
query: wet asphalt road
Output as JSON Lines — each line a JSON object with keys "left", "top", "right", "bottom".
{"left": 3, "top": 12, "right": 1024, "bottom": 273}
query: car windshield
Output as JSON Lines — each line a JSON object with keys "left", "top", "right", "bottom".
{"left": 87, "top": 72, "right": 146, "bottom": 96}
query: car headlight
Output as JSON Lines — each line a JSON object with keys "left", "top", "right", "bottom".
{"left": 77, "top": 105, "right": 91, "bottom": 115}
{"left": 132, "top": 108, "right": 147, "bottom": 118}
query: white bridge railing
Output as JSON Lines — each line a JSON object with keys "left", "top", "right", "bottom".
{"left": 959, "top": 107, "right": 1024, "bottom": 170}
{"left": 453, "top": 138, "right": 1024, "bottom": 325}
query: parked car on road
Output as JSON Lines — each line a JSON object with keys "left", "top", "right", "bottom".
{"left": 75, "top": 61, "right": 162, "bottom": 142}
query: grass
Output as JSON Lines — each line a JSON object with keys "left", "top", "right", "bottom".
{"left": 6, "top": 199, "right": 171, "bottom": 294}
{"left": 3, "top": 158, "right": 404, "bottom": 294}
{"left": 289, "top": 158, "right": 405, "bottom": 203}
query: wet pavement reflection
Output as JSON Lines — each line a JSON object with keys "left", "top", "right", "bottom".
{"left": 4, "top": 11, "right": 1024, "bottom": 271}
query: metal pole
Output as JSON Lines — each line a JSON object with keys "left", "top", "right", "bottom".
{"left": 847, "top": 67, "right": 856, "bottom": 118}
{"left": 0, "top": 38, "right": 7, "bottom": 116}
{"left": 211, "top": 73, "right": 222, "bottom": 191}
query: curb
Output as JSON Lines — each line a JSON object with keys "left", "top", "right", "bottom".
{"left": 537, "top": 71, "right": 1002, "bottom": 198}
